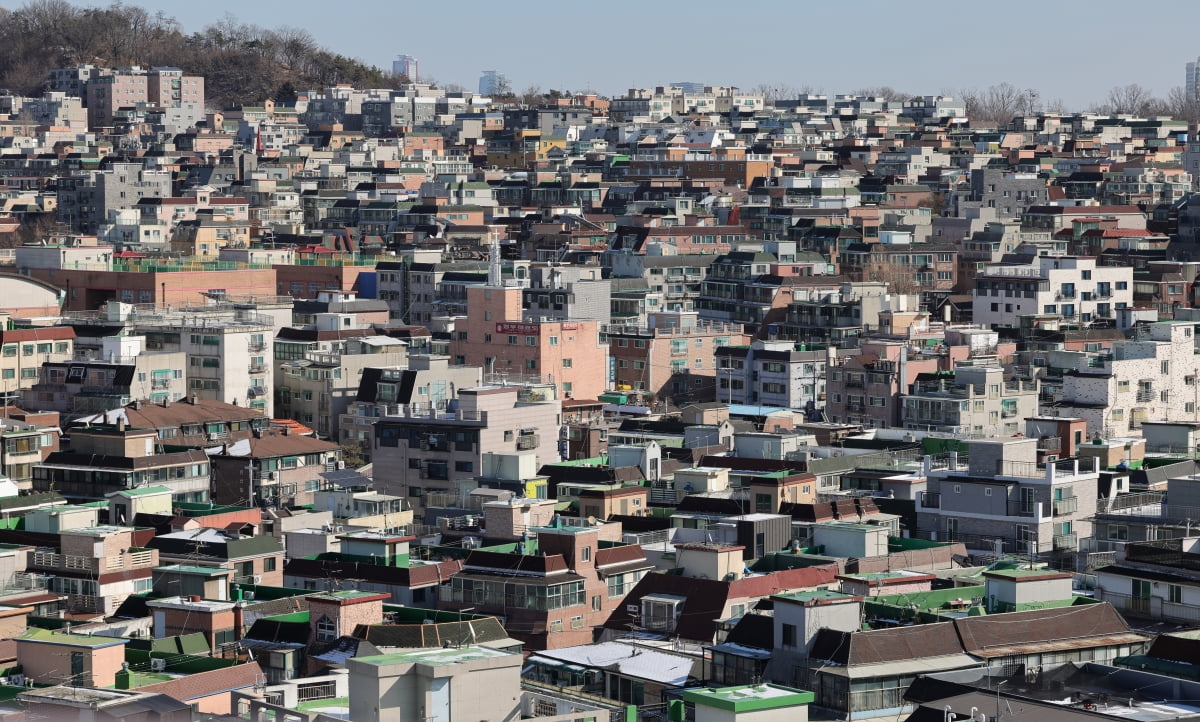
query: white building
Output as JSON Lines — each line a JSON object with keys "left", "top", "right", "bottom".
{"left": 972, "top": 256, "right": 1132, "bottom": 328}
{"left": 1055, "top": 321, "right": 1200, "bottom": 436}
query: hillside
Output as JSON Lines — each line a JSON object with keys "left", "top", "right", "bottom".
{"left": 0, "top": 1, "right": 399, "bottom": 108}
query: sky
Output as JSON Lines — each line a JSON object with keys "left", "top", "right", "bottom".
{"left": 41, "top": 0, "right": 1200, "bottom": 110}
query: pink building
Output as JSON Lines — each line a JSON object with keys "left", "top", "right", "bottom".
{"left": 452, "top": 285, "right": 608, "bottom": 400}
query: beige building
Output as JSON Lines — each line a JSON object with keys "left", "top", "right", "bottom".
{"left": 340, "top": 355, "right": 483, "bottom": 458}
{"left": 374, "top": 385, "right": 562, "bottom": 505}
{"left": 278, "top": 336, "right": 408, "bottom": 440}
{"left": 348, "top": 646, "right": 522, "bottom": 722}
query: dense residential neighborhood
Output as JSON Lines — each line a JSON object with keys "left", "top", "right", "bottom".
{"left": 1, "top": 4, "right": 1200, "bottom": 722}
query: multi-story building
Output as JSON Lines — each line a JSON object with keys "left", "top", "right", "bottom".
{"left": 605, "top": 312, "right": 747, "bottom": 404}
{"left": 608, "top": 253, "right": 717, "bottom": 317}
{"left": 0, "top": 327, "right": 75, "bottom": 401}
{"left": 715, "top": 340, "right": 828, "bottom": 412}
{"left": 373, "top": 384, "right": 562, "bottom": 503}
{"left": 57, "top": 162, "right": 173, "bottom": 233}
{"left": 210, "top": 427, "right": 342, "bottom": 508}
{"left": 0, "top": 409, "right": 60, "bottom": 491}
{"left": 339, "top": 356, "right": 483, "bottom": 458}
{"left": 33, "top": 421, "right": 212, "bottom": 503}
{"left": 824, "top": 343, "right": 940, "bottom": 427}
{"left": 75, "top": 396, "right": 269, "bottom": 450}
{"left": 84, "top": 66, "right": 204, "bottom": 129}
{"left": 26, "top": 525, "right": 158, "bottom": 614}
{"left": 148, "top": 527, "right": 285, "bottom": 587}
{"left": 915, "top": 437, "right": 1097, "bottom": 557}
{"left": 67, "top": 300, "right": 282, "bottom": 416}
{"left": 901, "top": 366, "right": 1039, "bottom": 437}
{"left": 277, "top": 337, "right": 407, "bottom": 440}
{"left": 450, "top": 284, "right": 608, "bottom": 401}
{"left": 25, "top": 343, "right": 187, "bottom": 419}
{"left": 840, "top": 240, "right": 958, "bottom": 293}
{"left": 1054, "top": 321, "right": 1200, "bottom": 436}
{"left": 443, "top": 523, "right": 651, "bottom": 650}
{"left": 972, "top": 256, "right": 1133, "bottom": 329}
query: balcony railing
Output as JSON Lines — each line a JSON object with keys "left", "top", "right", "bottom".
{"left": 1053, "top": 533, "right": 1078, "bottom": 550}
{"left": 1007, "top": 500, "right": 1042, "bottom": 518}
{"left": 30, "top": 551, "right": 94, "bottom": 571}
{"left": 1136, "top": 390, "right": 1154, "bottom": 403}
{"left": 1052, "top": 496, "right": 1079, "bottom": 515}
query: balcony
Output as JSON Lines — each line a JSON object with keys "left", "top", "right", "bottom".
{"left": 1052, "top": 496, "right": 1079, "bottom": 515}
{"left": 30, "top": 551, "right": 95, "bottom": 571}
{"left": 249, "top": 363, "right": 266, "bottom": 374}
{"left": 1136, "top": 390, "right": 1154, "bottom": 403}
{"left": 919, "top": 491, "right": 940, "bottom": 509}
{"left": 1053, "top": 533, "right": 1078, "bottom": 550}
{"left": 1037, "top": 436, "right": 1061, "bottom": 453}
{"left": 1006, "top": 500, "right": 1043, "bottom": 518}
{"left": 516, "top": 435, "right": 539, "bottom": 450}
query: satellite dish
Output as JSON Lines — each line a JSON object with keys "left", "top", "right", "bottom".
{"left": 587, "top": 516, "right": 597, "bottom": 526}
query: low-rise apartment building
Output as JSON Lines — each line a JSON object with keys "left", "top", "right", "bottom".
{"left": 915, "top": 438, "right": 1097, "bottom": 557}
{"left": 373, "top": 385, "right": 562, "bottom": 504}
{"left": 33, "top": 421, "right": 211, "bottom": 503}
{"left": 972, "top": 256, "right": 1132, "bottom": 328}
{"left": 901, "top": 366, "right": 1039, "bottom": 437}
{"left": 1054, "top": 321, "right": 1200, "bottom": 436}
{"left": 339, "top": 356, "right": 482, "bottom": 458}
{"left": 26, "top": 525, "right": 158, "bottom": 614}
{"left": 605, "top": 312, "right": 747, "bottom": 405}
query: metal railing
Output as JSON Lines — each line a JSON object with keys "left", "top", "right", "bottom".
{"left": 1052, "top": 497, "right": 1079, "bottom": 515}
{"left": 1053, "top": 533, "right": 1077, "bottom": 550}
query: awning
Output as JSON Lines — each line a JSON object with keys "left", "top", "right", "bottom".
{"left": 814, "top": 654, "right": 981, "bottom": 679}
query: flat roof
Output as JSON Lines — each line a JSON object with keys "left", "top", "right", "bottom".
{"left": 354, "top": 645, "right": 514, "bottom": 668}
{"left": 683, "top": 684, "right": 814, "bottom": 712}
{"left": 773, "top": 589, "right": 859, "bottom": 605}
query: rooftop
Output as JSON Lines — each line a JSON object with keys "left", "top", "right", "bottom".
{"left": 683, "top": 684, "right": 814, "bottom": 712}
{"left": 354, "top": 645, "right": 515, "bottom": 668}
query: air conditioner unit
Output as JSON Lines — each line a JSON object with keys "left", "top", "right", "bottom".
{"left": 7, "top": 675, "right": 23, "bottom": 687}
{"left": 252, "top": 575, "right": 262, "bottom": 584}
{"left": 244, "top": 590, "right": 255, "bottom": 601}
{"left": 266, "top": 472, "right": 277, "bottom": 481}
{"left": 336, "top": 460, "right": 345, "bottom": 470}
{"left": 151, "top": 658, "right": 166, "bottom": 672}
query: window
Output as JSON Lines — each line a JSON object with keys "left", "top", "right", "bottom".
{"left": 1169, "top": 584, "right": 1183, "bottom": 604}
{"left": 316, "top": 615, "right": 337, "bottom": 641}
{"left": 562, "top": 358, "right": 572, "bottom": 368}
{"left": 264, "top": 557, "right": 277, "bottom": 572}
{"left": 782, "top": 623, "right": 797, "bottom": 647}
{"left": 581, "top": 546, "right": 591, "bottom": 562}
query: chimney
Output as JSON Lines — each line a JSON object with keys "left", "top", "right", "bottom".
{"left": 189, "top": 595, "right": 201, "bottom": 603}
{"left": 190, "top": 393, "right": 198, "bottom": 405}
{"left": 281, "top": 425, "right": 289, "bottom": 436}
{"left": 161, "top": 397, "right": 169, "bottom": 408}
{"left": 117, "top": 416, "right": 126, "bottom": 432}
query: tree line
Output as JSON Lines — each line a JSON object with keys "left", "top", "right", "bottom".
{"left": 0, "top": 0, "right": 400, "bottom": 108}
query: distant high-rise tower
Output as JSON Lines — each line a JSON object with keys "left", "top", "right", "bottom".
{"left": 1188, "top": 58, "right": 1200, "bottom": 101}
{"left": 393, "top": 54, "right": 419, "bottom": 82}
{"left": 479, "top": 70, "right": 505, "bottom": 96}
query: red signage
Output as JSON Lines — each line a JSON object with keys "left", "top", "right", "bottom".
{"left": 561, "top": 322, "right": 579, "bottom": 331}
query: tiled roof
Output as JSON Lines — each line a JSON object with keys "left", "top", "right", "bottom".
{"left": 138, "top": 662, "right": 263, "bottom": 701}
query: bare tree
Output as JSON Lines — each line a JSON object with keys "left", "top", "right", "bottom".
{"left": 962, "top": 82, "right": 1025, "bottom": 126}
{"left": 1100, "top": 83, "right": 1158, "bottom": 115}
{"left": 852, "top": 86, "right": 910, "bottom": 102}
{"left": 519, "top": 84, "right": 543, "bottom": 105}
{"left": 1165, "top": 85, "right": 1200, "bottom": 126}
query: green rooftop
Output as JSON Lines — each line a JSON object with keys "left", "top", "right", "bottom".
{"left": 17, "top": 628, "right": 129, "bottom": 648}
{"left": 773, "top": 589, "right": 857, "bottom": 604}
{"left": 115, "top": 485, "right": 172, "bottom": 497}
{"left": 683, "top": 684, "right": 814, "bottom": 712}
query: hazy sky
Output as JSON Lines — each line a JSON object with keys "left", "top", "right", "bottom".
{"left": 70, "top": 0, "right": 1200, "bottom": 109}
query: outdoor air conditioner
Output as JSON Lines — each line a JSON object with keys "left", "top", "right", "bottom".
{"left": 151, "top": 658, "right": 166, "bottom": 672}
{"left": 252, "top": 575, "right": 262, "bottom": 584}
{"left": 266, "top": 472, "right": 277, "bottom": 481}
{"left": 336, "top": 460, "right": 345, "bottom": 470}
